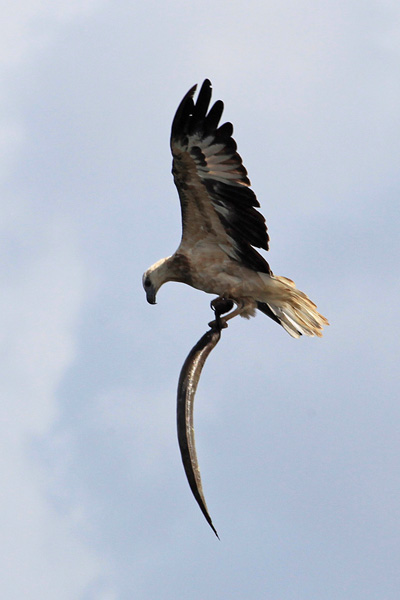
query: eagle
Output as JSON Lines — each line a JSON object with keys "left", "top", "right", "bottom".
{"left": 143, "top": 80, "right": 328, "bottom": 337}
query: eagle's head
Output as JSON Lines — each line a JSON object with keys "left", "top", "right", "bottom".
{"left": 142, "top": 257, "right": 171, "bottom": 305}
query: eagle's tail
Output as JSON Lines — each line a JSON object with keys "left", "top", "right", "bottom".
{"left": 257, "top": 274, "right": 329, "bottom": 338}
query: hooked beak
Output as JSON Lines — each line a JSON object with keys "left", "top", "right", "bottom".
{"left": 146, "top": 289, "right": 157, "bottom": 305}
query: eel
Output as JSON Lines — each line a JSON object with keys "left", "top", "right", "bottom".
{"left": 176, "top": 298, "right": 233, "bottom": 538}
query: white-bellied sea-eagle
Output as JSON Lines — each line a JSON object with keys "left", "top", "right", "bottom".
{"left": 142, "top": 80, "right": 328, "bottom": 337}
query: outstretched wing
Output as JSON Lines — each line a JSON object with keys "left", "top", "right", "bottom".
{"left": 171, "top": 79, "right": 271, "bottom": 275}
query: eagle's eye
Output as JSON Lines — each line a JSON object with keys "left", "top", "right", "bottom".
{"left": 144, "top": 277, "right": 152, "bottom": 289}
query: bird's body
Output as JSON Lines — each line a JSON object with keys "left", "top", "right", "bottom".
{"left": 143, "top": 80, "right": 328, "bottom": 338}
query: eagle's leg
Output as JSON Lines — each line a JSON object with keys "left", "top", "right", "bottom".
{"left": 208, "top": 297, "right": 239, "bottom": 330}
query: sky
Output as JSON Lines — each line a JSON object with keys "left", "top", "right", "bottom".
{"left": 1, "top": 1, "right": 400, "bottom": 598}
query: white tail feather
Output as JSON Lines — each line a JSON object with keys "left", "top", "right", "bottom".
{"left": 259, "top": 274, "right": 329, "bottom": 338}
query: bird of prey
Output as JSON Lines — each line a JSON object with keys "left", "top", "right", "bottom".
{"left": 143, "top": 79, "right": 328, "bottom": 338}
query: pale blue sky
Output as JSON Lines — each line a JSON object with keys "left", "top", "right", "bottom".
{"left": 1, "top": 1, "right": 400, "bottom": 598}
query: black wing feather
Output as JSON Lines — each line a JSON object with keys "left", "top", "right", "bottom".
{"left": 171, "top": 80, "right": 271, "bottom": 275}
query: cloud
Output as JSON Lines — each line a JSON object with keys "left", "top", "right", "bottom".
{"left": 0, "top": 2, "right": 112, "bottom": 598}
{"left": 0, "top": 213, "right": 105, "bottom": 598}
{"left": 1, "top": 1, "right": 400, "bottom": 598}
{"left": 0, "top": 0, "right": 106, "bottom": 69}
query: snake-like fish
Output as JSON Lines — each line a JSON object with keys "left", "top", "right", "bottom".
{"left": 176, "top": 298, "right": 233, "bottom": 538}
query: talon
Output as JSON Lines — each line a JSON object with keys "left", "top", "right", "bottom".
{"left": 208, "top": 318, "right": 228, "bottom": 330}
{"left": 210, "top": 297, "right": 234, "bottom": 316}
{"left": 209, "top": 297, "right": 234, "bottom": 331}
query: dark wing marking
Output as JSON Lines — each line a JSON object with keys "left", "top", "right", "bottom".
{"left": 171, "top": 79, "right": 271, "bottom": 275}
{"left": 177, "top": 326, "right": 221, "bottom": 538}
